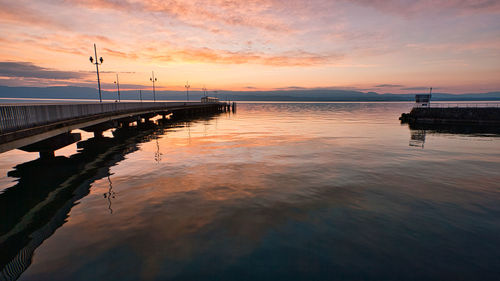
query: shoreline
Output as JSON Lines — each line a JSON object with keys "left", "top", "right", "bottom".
{"left": 1, "top": 97, "right": 500, "bottom": 104}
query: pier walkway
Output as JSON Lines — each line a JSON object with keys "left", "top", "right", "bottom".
{"left": 0, "top": 101, "right": 231, "bottom": 154}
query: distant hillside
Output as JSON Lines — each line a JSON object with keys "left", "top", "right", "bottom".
{"left": 0, "top": 86, "right": 499, "bottom": 102}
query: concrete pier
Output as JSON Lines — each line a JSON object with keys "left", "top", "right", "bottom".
{"left": 400, "top": 107, "right": 500, "bottom": 124}
{"left": 0, "top": 101, "right": 232, "bottom": 154}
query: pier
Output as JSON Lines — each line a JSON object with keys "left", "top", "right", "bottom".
{"left": 0, "top": 101, "right": 235, "bottom": 155}
{"left": 400, "top": 91, "right": 500, "bottom": 124}
{"left": 400, "top": 104, "right": 500, "bottom": 124}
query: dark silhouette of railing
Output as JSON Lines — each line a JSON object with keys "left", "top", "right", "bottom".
{"left": 0, "top": 101, "right": 231, "bottom": 154}
{"left": 0, "top": 102, "right": 210, "bottom": 134}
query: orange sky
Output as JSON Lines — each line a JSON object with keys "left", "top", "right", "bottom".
{"left": 0, "top": 0, "right": 499, "bottom": 93}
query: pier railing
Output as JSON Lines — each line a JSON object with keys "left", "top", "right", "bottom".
{"left": 414, "top": 103, "right": 500, "bottom": 109}
{"left": 0, "top": 102, "right": 200, "bottom": 134}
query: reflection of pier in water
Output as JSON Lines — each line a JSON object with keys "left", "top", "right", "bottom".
{"left": 406, "top": 123, "right": 500, "bottom": 148}
{"left": 0, "top": 112, "right": 224, "bottom": 281}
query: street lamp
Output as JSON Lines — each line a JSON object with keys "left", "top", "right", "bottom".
{"left": 185, "top": 81, "right": 190, "bottom": 101}
{"left": 150, "top": 71, "right": 157, "bottom": 102}
{"left": 202, "top": 86, "right": 207, "bottom": 97}
{"left": 139, "top": 89, "right": 142, "bottom": 102}
{"left": 113, "top": 74, "right": 121, "bottom": 102}
{"left": 89, "top": 43, "right": 104, "bottom": 102}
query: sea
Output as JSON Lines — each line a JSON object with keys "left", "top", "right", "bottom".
{"left": 0, "top": 101, "right": 499, "bottom": 281}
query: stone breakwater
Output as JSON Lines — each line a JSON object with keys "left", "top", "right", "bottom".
{"left": 400, "top": 107, "right": 500, "bottom": 124}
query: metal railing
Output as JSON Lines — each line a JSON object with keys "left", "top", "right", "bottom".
{"left": 0, "top": 102, "right": 202, "bottom": 134}
{"left": 414, "top": 102, "right": 500, "bottom": 108}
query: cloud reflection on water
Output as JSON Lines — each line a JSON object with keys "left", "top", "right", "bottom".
{"left": 1, "top": 103, "right": 499, "bottom": 280}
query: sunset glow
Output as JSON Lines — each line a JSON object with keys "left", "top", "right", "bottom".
{"left": 0, "top": 0, "right": 499, "bottom": 93}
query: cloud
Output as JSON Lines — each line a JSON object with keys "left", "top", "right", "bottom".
{"left": 267, "top": 86, "right": 368, "bottom": 92}
{"left": 150, "top": 47, "right": 343, "bottom": 66}
{"left": 401, "top": 86, "right": 435, "bottom": 91}
{"left": 99, "top": 82, "right": 149, "bottom": 90}
{"left": 274, "top": 86, "right": 308, "bottom": 90}
{"left": 0, "top": 31, "right": 119, "bottom": 59}
{"left": 0, "top": 62, "right": 87, "bottom": 80}
{"left": 0, "top": 0, "right": 498, "bottom": 92}
{"left": 406, "top": 39, "right": 500, "bottom": 53}
{"left": 348, "top": 0, "right": 500, "bottom": 16}
{"left": 0, "top": 1, "right": 67, "bottom": 29}
{"left": 70, "top": 0, "right": 294, "bottom": 33}
{"left": 374, "top": 84, "right": 403, "bottom": 88}
{"left": 99, "top": 71, "right": 137, "bottom": 74}
{"left": 0, "top": 77, "right": 90, "bottom": 87}
{"left": 103, "top": 48, "right": 139, "bottom": 60}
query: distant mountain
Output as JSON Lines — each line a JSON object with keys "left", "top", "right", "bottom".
{"left": 0, "top": 86, "right": 499, "bottom": 102}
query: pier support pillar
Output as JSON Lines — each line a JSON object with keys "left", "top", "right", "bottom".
{"left": 19, "top": 132, "right": 82, "bottom": 160}
{"left": 39, "top": 150, "right": 55, "bottom": 159}
{"left": 82, "top": 121, "right": 116, "bottom": 137}
{"left": 93, "top": 130, "right": 104, "bottom": 138}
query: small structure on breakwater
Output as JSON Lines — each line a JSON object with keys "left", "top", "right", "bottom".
{"left": 400, "top": 90, "right": 500, "bottom": 124}
{"left": 414, "top": 87, "right": 432, "bottom": 108}
{"left": 201, "top": 96, "right": 219, "bottom": 103}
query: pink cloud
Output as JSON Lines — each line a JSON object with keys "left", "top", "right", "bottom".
{"left": 406, "top": 38, "right": 500, "bottom": 53}
{"left": 0, "top": 1, "right": 67, "bottom": 29}
{"left": 147, "top": 46, "right": 343, "bottom": 66}
{"left": 69, "top": 0, "right": 295, "bottom": 33}
{"left": 347, "top": 0, "right": 500, "bottom": 16}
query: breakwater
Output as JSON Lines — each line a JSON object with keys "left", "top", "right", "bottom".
{"left": 400, "top": 107, "right": 500, "bottom": 124}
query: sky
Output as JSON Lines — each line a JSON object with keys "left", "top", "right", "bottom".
{"left": 0, "top": 0, "right": 499, "bottom": 94}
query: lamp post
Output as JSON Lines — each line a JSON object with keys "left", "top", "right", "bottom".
{"left": 185, "top": 81, "right": 190, "bottom": 101}
{"left": 150, "top": 71, "right": 157, "bottom": 102}
{"left": 113, "top": 74, "right": 121, "bottom": 102}
{"left": 202, "top": 86, "right": 207, "bottom": 97}
{"left": 89, "top": 43, "right": 103, "bottom": 102}
{"left": 139, "top": 90, "right": 142, "bottom": 102}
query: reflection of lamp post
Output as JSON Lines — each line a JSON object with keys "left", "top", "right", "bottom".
{"left": 103, "top": 175, "right": 116, "bottom": 214}
{"left": 185, "top": 81, "right": 190, "bottom": 101}
{"left": 113, "top": 74, "right": 121, "bottom": 102}
{"left": 89, "top": 43, "right": 103, "bottom": 102}
{"left": 155, "top": 137, "right": 162, "bottom": 163}
{"left": 150, "top": 71, "right": 157, "bottom": 102}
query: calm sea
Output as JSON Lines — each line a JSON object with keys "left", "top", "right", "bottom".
{"left": 1, "top": 102, "right": 499, "bottom": 281}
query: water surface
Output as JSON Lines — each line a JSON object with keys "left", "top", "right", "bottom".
{"left": 1, "top": 103, "right": 499, "bottom": 281}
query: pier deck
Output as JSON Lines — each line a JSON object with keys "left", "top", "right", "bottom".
{"left": 0, "top": 101, "right": 232, "bottom": 153}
